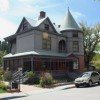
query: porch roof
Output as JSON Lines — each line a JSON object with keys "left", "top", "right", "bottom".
{"left": 3, "top": 50, "right": 71, "bottom": 58}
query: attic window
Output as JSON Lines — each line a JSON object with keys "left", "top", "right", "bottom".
{"left": 44, "top": 24, "right": 49, "bottom": 30}
{"left": 23, "top": 23, "right": 28, "bottom": 30}
{"left": 73, "top": 33, "right": 78, "bottom": 37}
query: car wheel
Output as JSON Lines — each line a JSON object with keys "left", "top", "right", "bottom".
{"left": 75, "top": 84, "right": 79, "bottom": 88}
{"left": 98, "top": 79, "right": 100, "bottom": 85}
{"left": 88, "top": 80, "right": 92, "bottom": 87}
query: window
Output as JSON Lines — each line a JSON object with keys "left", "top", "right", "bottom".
{"left": 44, "top": 24, "right": 49, "bottom": 30}
{"left": 73, "top": 33, "right": 78, "bottom": 37}
{"left": 23, "top": 23, "right": 28, "bottom": 30}
{"left": 73, "top": 41, "right": 79, "bottom": 52}
{"left": 43, "top": 37, "right": 51, "bottom": 50}
{"left": 59, "top": 40, "right": 66, "bottom": 52}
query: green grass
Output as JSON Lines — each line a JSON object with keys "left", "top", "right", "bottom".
{"left": 93, "top": 54, "right": 100, "bottom": 68}
{"left": 0, "top": 88, "right": 7, "bottom": 93}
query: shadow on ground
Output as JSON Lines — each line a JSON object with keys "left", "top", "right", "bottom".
{"left": 1, "top": 95, "right": 27, "bottom": 100}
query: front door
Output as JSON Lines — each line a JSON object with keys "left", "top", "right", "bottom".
{"left": 69, "top": 61, "right": 74, "bottom": 72}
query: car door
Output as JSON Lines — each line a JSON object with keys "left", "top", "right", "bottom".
{"left": 91, "top": 72, "right": 96, "bottom": 83}
{"left": 91, "top": 72, "right": 99, "bottom": 83}
{"left": 94, "top": 72, "right": 100, "bottom": 82}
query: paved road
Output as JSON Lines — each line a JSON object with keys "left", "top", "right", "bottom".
{"left": 11, "top": 84, "right": 100, "bottom": 100}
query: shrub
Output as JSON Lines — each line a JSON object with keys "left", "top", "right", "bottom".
{"left": 40, "top": 77, "right": 45, "bottom": 87}
{"left": 39, "top": 72, "right": 53, "bottom": 87}
{"left": 25, "top": 71, "right": 36, "bottom": 84}
{"left": 0, "top": 68, "right": 4, "bottom": 81}
{"left": 26, "top": 71, "right": 35, "bottom": 79}
{"left": 0, "top": 82, "right": 9, "bottom": 90}
{"left": 3, "top": 71, "right": 13, "bottom": 81}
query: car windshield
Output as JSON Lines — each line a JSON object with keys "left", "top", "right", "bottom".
{"left": 79, "top": 73, "right": 90, "bottom": 78}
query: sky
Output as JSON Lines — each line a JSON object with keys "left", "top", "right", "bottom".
{"left": 0, "top": 0, "right": 100, "bottom": 41}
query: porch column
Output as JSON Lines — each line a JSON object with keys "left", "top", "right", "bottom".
{"left": 31, "top": 56, "right": 33, "bottom": 71}
{"left": 20, "top": 57, "right": 23, "bottom": 73}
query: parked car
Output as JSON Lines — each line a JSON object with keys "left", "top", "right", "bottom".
{"left": 74, "top": 71, "right": 100, "bottom": 87}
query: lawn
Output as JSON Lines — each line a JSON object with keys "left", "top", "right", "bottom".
{"left": 0, "top": 89, "right": 7, "bottom": 93}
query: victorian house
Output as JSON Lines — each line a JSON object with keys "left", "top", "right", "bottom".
{"left": 3, "top": 9, "right": 84, "bottom": 77}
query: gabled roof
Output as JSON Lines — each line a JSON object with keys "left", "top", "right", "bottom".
{"left": 4, "top": 34, "right": 16, "bottom": 41}
{"left": 60, "top": 9, "right": 80, "bottom": 31}
{"left": 16, "top": 17, "right": 57, "bottom": 34}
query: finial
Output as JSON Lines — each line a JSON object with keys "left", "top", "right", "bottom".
{"left": 68, "top": 7, "right": 69, "bottom": 10}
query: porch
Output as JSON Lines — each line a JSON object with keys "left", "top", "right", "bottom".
{"left": 3, "top": 50, "right": 80, "bottom": 78}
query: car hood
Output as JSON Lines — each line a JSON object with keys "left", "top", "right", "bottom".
{"left": 75, "top": 77, "right": 89, "bottom": 81}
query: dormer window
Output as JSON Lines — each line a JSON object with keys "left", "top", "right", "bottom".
{"left": 44, "top": 24, "right": 49, "bottom": 30}
{"left": 23, "top": 22, "right": 28, "bottom": 30}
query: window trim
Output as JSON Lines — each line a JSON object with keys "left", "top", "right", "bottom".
{"left": 73, "top": 33, "right": 78, "bottom": 38}
{"left": 73, "top": 41, "right": 79, "bottom": 52}
{"left": 44, "top": 24, "right": 49, "bottom": 30}
{"left": 42, "top": 36, "right": 51, "bottom": 50}
{"left": 23, "top": 22, "right": 28, "bottom": 30}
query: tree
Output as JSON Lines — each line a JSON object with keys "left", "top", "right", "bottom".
{"left": 80, "top": 22, "right": 100, "bottom": 67}
{"left": 0, "top": 51, "right": 7, "bottom": 67}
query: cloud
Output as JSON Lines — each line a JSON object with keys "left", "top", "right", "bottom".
{"left": 71, "top": 11, "right": 86, "bottom": 20}
{"left": 18, "top": 0, "right": 33, "bottom": 4}
{"left": 0, "top": 17, "right": 18, "bottom": 41}
{"left": 0, "top": 0, "right": 9, "bottom": 12}
{"left": 10, "top": 5, "right": 40, "bottom": 19}
{"left": 18, "top": 0, "right": 46, "bottom": 5}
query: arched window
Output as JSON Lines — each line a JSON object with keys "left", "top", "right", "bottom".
{"left": 59, "top": 40, "right": 66, "bottom": 53}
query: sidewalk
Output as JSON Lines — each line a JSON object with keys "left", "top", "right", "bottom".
{"left": 0, "top": 84, "right": 75, "bottom": 99}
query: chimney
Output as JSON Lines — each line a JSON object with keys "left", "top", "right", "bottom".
{"left": 58, "top": 25, "right": 61, "bottom": 28}
{"left": 38, "top": 11, "right": 46, "bottom": 20}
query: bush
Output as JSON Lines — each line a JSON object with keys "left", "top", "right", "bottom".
{"left": 26, "top": 71, "right": 35, "bottom": 79}
{"left": 0, "top": 82, "right": 9, "bottom": 90}
{"left": 0, "top": 68, "right": 4, "bottom": 81}
{"left": 39, "top": 72, "right": 53, "bottom": 87}
{"left": 25, "top": 71, "right": 36, "bottom": 84}
{"left": 3, "top": 71, "right": 13, "bottom": 81}
{"left": 40, "top": 77, "right": 45, "bottom": 87}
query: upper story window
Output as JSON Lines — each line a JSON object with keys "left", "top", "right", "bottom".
{"left": 59, "top": 40, "right": 66, "bottom": 53}
{"left": 43, "top": 36, "right": 51, "bottom": 50}
{"left": 73, "top": 41, "right": 79, "bottom": 52}
{"left": 44, "top": 24, "right": 49, "bottom": 30}
{"left": 73, "top": 33, "right": 78, "bottom": 38}
{"left": 23, "top": 23, "right": 28, "bottom": 30}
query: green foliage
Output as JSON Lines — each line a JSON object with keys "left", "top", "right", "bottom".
{"left": 0, "top": 51, "right": 7, "bottom": 66}
{"left": 0, "top": 41, "right": 10, "bottom": 53}
{"left": 80, "top": 22, "right": 100, "bottom": 66}
{"left": 0, "top": 40, "right": 10, "bottom": 67}
{"left": 25, "top": 71, "right": 35, "bottom": 79}
{"left": 0, "top": 68, "right": 3, "bottom": 80}
{"left": 25, "top": 71, "right": 36, "bottom": 84}
{"left": 93, "top": 53, "right": 100, "bottom": 67}
{"left": 39, "top": 72, "right": 53, "bottom": 87}
{"left": 0, "top": 81, "right": 9, "bottom": 91}
{"left": 3, "top": 71, "right": 13, "bottom": 81}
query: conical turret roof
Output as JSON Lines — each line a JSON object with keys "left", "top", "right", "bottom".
{"left": 60, "top": 9, "right": 80, "bottom": 31}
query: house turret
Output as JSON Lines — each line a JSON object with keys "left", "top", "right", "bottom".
{"left": 60, "top": 9, "right": 80, "bottom": 32}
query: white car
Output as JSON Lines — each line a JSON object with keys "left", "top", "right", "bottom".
{"left": 75, "top": 71, "right": 100, "bottom": 87}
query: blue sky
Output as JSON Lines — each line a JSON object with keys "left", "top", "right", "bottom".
{"left": 0, "top": 0, "right": 100, "bottom": 41}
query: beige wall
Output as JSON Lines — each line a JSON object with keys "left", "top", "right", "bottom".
{"left": 11, "top": 41, "right": 16, "bottom": 54}
{"left": 62, "top": 31, "right": 84, "bottom": 55}
{"left": 16, "top": 31, "right": 35, "bottom": 53}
